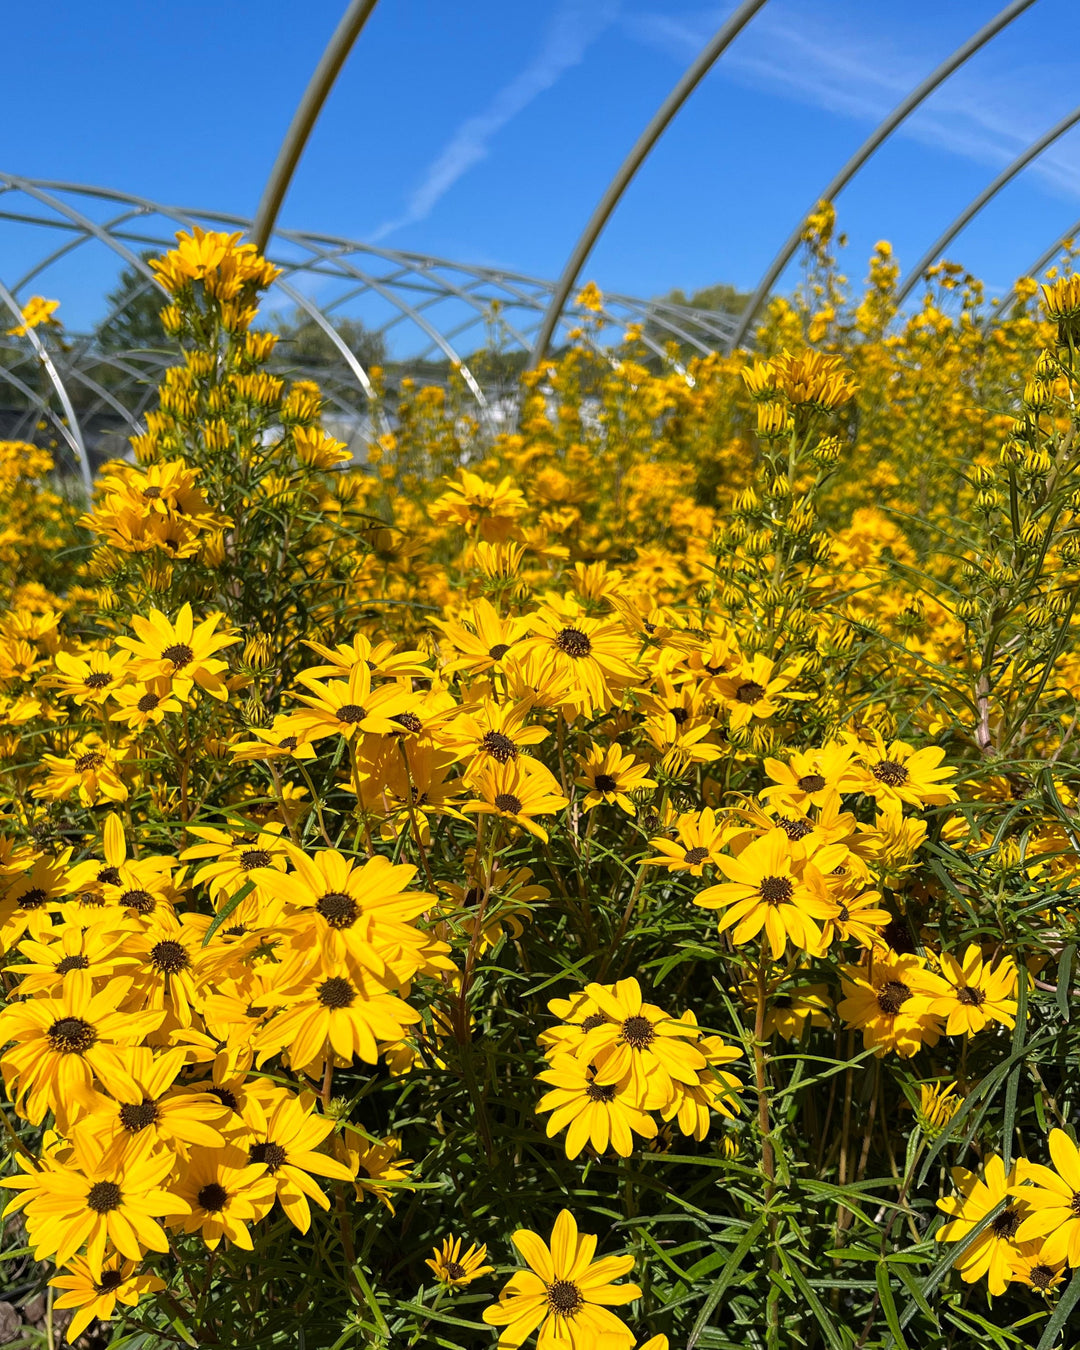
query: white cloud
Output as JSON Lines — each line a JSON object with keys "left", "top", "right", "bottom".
{"left": 371, "top": 0, "right": 621, "bottom": 241}
{"left": 621, "top": 2, "right": 1080, "bottom": 199}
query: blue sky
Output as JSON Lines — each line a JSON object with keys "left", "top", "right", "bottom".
{"left": 3, "top": 0, "right": 1080, "bottom": 328}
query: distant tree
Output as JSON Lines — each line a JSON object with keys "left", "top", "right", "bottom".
{"left": 658, "top": 281, "right": 751, "bottom": 315}
{"left": 273, "top": 310, "right": 387, "bottom": 372}
{"left": 95, "top": 255, "right": 169, "bottom": 351}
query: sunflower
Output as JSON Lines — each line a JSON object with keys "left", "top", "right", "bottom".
{"left": 108, "top": 678, "right": 182, "bottom": 730}
{"left": 576, "top": 743, "right": 657, "bottom": 816}
{"left": 436, "top": 597, "right": 530, "bottom": 675}
{"left": 179, "top": 823, "right": 290, "bottom": 901}
{"left": 228, "top": 713, "right": 319, "bottom": 762}
{"left": 290, "top": 663, "right": 419, "bottom": 742}
{"left": 482, "top": 1209, "right": 641, "bottom": 1349}
{"left": 12, "top": 921, "right": 134, "bottom": 998}
{"left": 928, "top": 944, "right": 1018, "bottom": 1036}
{"left": 116, "top": 603, "right": 237, "bottom": 702}
{"left": 427, "top": 1234, "right": 495, "bottom": 1288}
{"left": 694, "top": 828, "right": 825, "bottom": 959}
{"left": 302, "top": 631, "right": 430, "bottom": 680}
{"left": 1008, "top": 1241, "right": 1066, "bottom": 1294}
{"left": 800, "top": 876, "right": 892, "bottom": 950}
{"left": 0, "top": 977, "right": 162, "bottom": 1126}
{"left": 49, "top": 1258, "right": 165, "bottom": 1343}
{"left": 660, "top": 1027, "right": 742, "bottom": 1140}
{"left": 520, "top": 609, "right": 641, "bottom": 714}
{"left": 645, "top": 808, "right": 731, "bottom": 875}
{"left": 253, "top": 956, "right": 420, "bottom": 1076}
{"left": 46, "top": 648, "right": 131, "bottom": 707}
{"left": 760, "top": 742, "right": 861, "bottom": 813}
{"left": 847, "top": 731, "right": 958, "bottom": 812}
{"left": 1, "top": 849, "right": 98, "bottom": 946}
{"left": 35, "top": 736, "right": 128, "bottom": 806}
{"left": 1, "top": 1131, "right": 188, "bottom": 1278}
{"left": 76, "top": 1045, "right": 229, "bottom": 1161}
{"left": 537, "top": 1052, "right": 658, "bottom": 1158}
{"left": 936, "top": 1155, "right": 1027, "bottom": 1295}
{"left": 1013, "top": 1128, "right": 1080, "bottom": 1266}
{"left": 836, "top": 952, "right": 948, "bottom": 1057}
{"left": 243, "top": 1089, "right": 354, "bottom": 1232}
{"left": 337, "top": 1129, "right": 414, "bottom": 1213}
{"left": 579, "top": 979, "right": 707, "bottom": 1107}
{"left": 760, "top": 984, "right": 832, "bottom": 1040}
{"left": 171, "top": 1144, "right": 277, "bottom": 1250}
{"left": 462, "top": 758, "right": 568, "bottom": 843}
{"left": 713, "top": 654, "right": 806, "bottom": 729}
{"left": 438, "top": 697, "right": 548, "bottom": 779}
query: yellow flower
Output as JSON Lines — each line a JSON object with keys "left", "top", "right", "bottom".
{"left": 847, "top": 732, "right": 958, "bottom": 813}
{"left": 482, "top": 1209, "right": 641, "bottom": 1348}
{"left": 928, "top": 945, "right": 1018, "bottom": 1036}
{"left": 50, "top": 1258, "right": 165, "bottom": 1343}
{"left": 241, "top": 1089, "right": 354, "bottom": 1233}
{"left": 936, "top": 1155, "right": 1026, "bottom": 1295}
{"left": 171, "top": 1145, "right": 277, "bottom": 1251}
{"left": 338, "top": 1130, "right": 414, "bottom": 1213}
{"left": 6, "top": 295, "right": 60, "bottom": 335}
{"left": 116, "top": 603, "right": 238, "bottom": 702}
{"left": 645, "top": 808, "right": 731, "bottom": 875}
{"left": 836, "top": 951, "right": 948, "bottom": 1058}
{"left": 1014, "top": 1129, "right": 1080, "bottom": 1266}
{"left": 427, "top": 1234, "right": 494, "bottom": 1288}
{"left": 537, "top": 1052, "right": 658, "bottom": 1158}
{"left": 917, "top": 1081, "right": 962, "bottom": 1137}
{"left": 462, "top": 758, "right": 568, "bottom": 843}
{"left": 576, "top": 743, "right": 657, "bottom": 815}
{"left": 578, "top": 978, "right": 707, "bottom": 1107}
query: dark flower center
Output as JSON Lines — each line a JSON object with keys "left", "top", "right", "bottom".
{"left": 279, "top": 735, "right": 299, "bottom": 750}
{"left": 55, "top": 954, "right": 91, "bottom": 974}
{"left": 683, "top": 846, "right": 710, "bottom": 866}
{"left": 876, "top": 980, "right": 912, "bottom": 1015}
{"left": 142, "top": 485, "right": 163, "bottom": 500}
{"left": 98, "top": 866, "right": 122, "bottom": 886}
{"left": 95, "top": 1270, "right": 124, "bottom": 1293}
{"left": 760, "top": 875, "right": 794, "bottom": 904}
{"left": 586, "top": 1080, "right": 618, "bottom": 1102}
{"left": 494, "top": 792, "right": 523, "bottom": 815}
{"left": 555, "top": 627, "right": 592, "bottom": 658}
{"left": 317, "top": 976, "right": 356, "bottom": 1009}
{"left": 594, "top": 773, "right": 618, "bottom": 793}
{"left": 86, "top": 1180, "right": 123, "bottom": 1213}
{"left": 150, "top": 939, "right": 190, "bottom": 975}
{"left": 47, "top": 1016, "right": 98, "bottom": 1054}
{"left": 444, "top": 1260, "right": 467, "bottom": 1280}
{"left": 777, "top": 817, "right": 813, "bottom": 841}
{"left": 480, "top": 730, "right": 518, "bottom": 762}
{"left": 1030, "top": 1264, "right": 1055, "bottom": 1289}
{"left": 240, "top": 849, "right": 271, "bottom": 870}
{"left": 392, "top": 712, "right": 423, "bottom": 734}
{"left": 735, "top": 680, "right": 766, "bottom": 704}
{"left": 75, "top": 751, "right": 106, "bottom": 773}
{"left": 872, "top": 760, "right": 909, "bottom": 786}
{"left": 1071, "top": 1192, "right": 1080, "bottom": 1219}
{"left": 488, "top": 643, "right": 510, "bottom": 660}
{"left": 316, "top": 891, "right": 358, "bottom": 928}
{"left": 670, "top": 707, "right": 689, "bottom": 725}
{"left": 137, "top": 692, "right": 161, "bottom": 712}
{"left": 797, "top": 773, "right": 826, "bottom": 793}
{"left": 119, "top": 1100, "right": 160, "bottom": 1133}
{"left": 209, "top": 1086, "right": 239, "bottom": 1110}
{"left": 121, "top": 889, "right": 156, "bottom": 914}
{"left": 198, "top": 1182, "right": 229, "bottom": 1212}
{"left": 990, "top": 1206, "right": 1021, "bottom": 1239}
{"left": 18, "top": 887, "right": 48, "bottom": 909}
{"left": 957, "top": 986, "right": 985, "bottom": 1007}
{"left": 580, "top": 1013, "right": 607, "bottom": 1032}
{"left": 84, "top": 672, "right": 112, "bottom": 689}
{"left": 250, "top": 1141, "right": 288, "bottom": 1173}
{"left": 335, "top": 703, "right": 367, "bottom": 724}
{"left": 547, "top": 1278, "right": 583, "bottom": 1316}
{"left": 161, "top": 642, "right": 194, "bottom": 669}
{"left": 622, "top": 1014, "right": 655, "bottom": 1049}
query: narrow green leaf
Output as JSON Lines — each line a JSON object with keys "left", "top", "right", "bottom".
{"left": 1056, "top": 944, "right": 1075, "bottom": 1023}
{"left": 202, "top": 880, "right": 256, "bottom": 946}
{"left": 1002, "top": 969, "right": 1029, "bottom": 1171}
{"left": 686, "top": 1216, "right": 766, "bottom": 1348}
{"left": 1035, "top": 1264, "right": 1080, "bottom": 1350}
{"left": 876, "top": 1262, "right": 910, "bottom": 1350}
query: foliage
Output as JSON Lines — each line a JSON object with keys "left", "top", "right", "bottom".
{"left": 2, "top": 220, "right": 1080, "bottom": 1350}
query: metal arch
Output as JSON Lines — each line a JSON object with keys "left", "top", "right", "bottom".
{"left": 728, "top": 0, "right": 1037, "bottom": 352}
{"left": 252, "top": 0, "right": 380, "bottom": 253}
{"left": 0, "top": 344, "right": 86, "bottom": 469}
{"left": 894, "top": 102, "right": 1080, "bottom": 308}
{"left": 994, "top": 215, "right": 1080, "bottom": 316}
{"left": 527, "top": 0, "right": 769, "bottom": 372}
{"left": 0, "top": 278, "right": 91, "bottom": 488}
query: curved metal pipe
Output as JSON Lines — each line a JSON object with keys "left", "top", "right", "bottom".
{"left": 0, "top": 278, "right": 92, "bottom": 489}
{"left": 728, "top": 0, "right": 1036, "bottom": 351}
{"left": 526, "top": 0, "right": 769, "bottom": 372}
{"left": 252, "top": 0, "right": 380, "bottom": 253}
{"left": 994, "top": 215, "right": 1080, "bottom": 317}
{"left": 894, "top": 102, "right": 1080, "bottom": 308}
